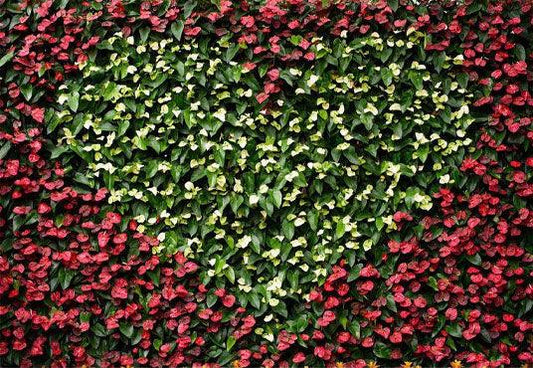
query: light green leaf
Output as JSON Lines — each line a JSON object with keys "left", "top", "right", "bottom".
{"left": 0, "top": 141, "right": 12, "bottom": 160}
{"left": 68, "top": 91, "right": 79, "bottom": 112}
{"left": 226, "top": 336, "right": 236, "bottom": 351}
{"left": 0, "top": 52, "right": 13, "bottom": 68}
{"left": 271, "top": 190, "right": 282, "bottom": 208}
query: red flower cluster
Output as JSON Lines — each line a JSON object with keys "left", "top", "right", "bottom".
{"left": 248, "top": 185, "right": 531, "bottom": 365}
{"left": 0, "top": 178, "right": 257, "bottom": 367}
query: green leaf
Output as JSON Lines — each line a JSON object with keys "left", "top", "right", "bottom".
{"left": 47, "top": 117, "right": 62, "bottom": 134}
{"left": 380, "top": 67, "right": 393, "bottom": 86}
{"left": 408, "top": 70, "right": 423, "bottom": 90}
{"left": 373, "top": 342, "right": 391, "bottom": 359}
{"left": 457, "top": 73, "right": 469, "bottom": 89}
{"left": 271, "top": 190, "right": 282, "bottom": 208}
{"left": 388, "top": 0, "right": 398, "bottom": 11}
{"left": 361, "top": 113, "right": 374, "bottom": 130}
{"left": 335, "top": 221, "right": 345, "bottom": 239}
{"left": 224, "top": 267, "right": 236, "bottom": 284}
{"left": 171, "top": 21, "right": 184, "bottom": 40}
{"left": 466, "top": 2, "right": 482, "bottom": 15}
{"left": 91, "top": 323, "right": 108, "bottom": 337}
{"left": 289, "top": 35, "right": 302, "bottom": 46}
{"left": 348, "top": 320, "right": 361, "bottom": 339}
{"left": 249, "top": 293, "right": 261, "bottom": 309}
{"left": 68, "top": 91, "right": 80, "bottom": 112}
{"left": 514, "top": 44, "right": 526, "bottom": 61}
{"left": 207, "top": 293, "right": 217, "bottom": 307}
{"left": 58, "top": 268, "right": 75, "bottom": 290}
{"left": 139, "top": 27, "right": 150, "bottom": 43}
{"left": 210, "top": 0, "right": 221, "bottom": 10}
{"left": 347, "top": 264, "right": 362, "bottom": 282}
{"left": 230, "top": 195, "right": 244, "bottom": 214}
{"left": 147, "top": 270, "right": 160, "bottom": 286}
{"left": 282, "top": 221, "right": 294, "bottom": 240}
{"left": 102, "top": 82, "right": 118, "bottom": 101}
{"left": 380, "top": 48, "right": 393, "bottom": 63}
{"left": 432, "top": 315, "right": 446, "bottom": 337}
{"left": 447, "top": 337, "right": 457, "bottom": 351}
{"left": 103, "top": 172, "right": 115, "bottom": 191}
{"left": 433, "top": 52, "right": 446, "bottom": 72}
{"left": 0, "top": 141, "right": 12, "bottom": 160}
{"left": 287, "top": 271, "right": 299, "bottom": 290}
{"left": 386, "top": 293, "right": 397, "bottom": 313}
{"left": 272, "top": 300, "right": 288, "bottom": 317}
{"left": 50, "top": 146, "right": 68, "bottom": 159}
{"left": 446, "top": 323, "right": 463, "bottom": 338}
{"left": 226, "top": 336, "right": 236, "bottom": 351}
{"left": 20, "top": 84, "right": 33, "bottom": 101}
{"left": 428, "top": 276, "right": 439, "bottom": 291}
{"left": 145, "top": 160, "right": 159, "bottom": 178}
{"left": 183, "top": 0, "right": 197, "bottom": 19}
{"left": 119, "top": 323, "right": 134, "bottom": 338}
{"left": 466, "top": 253, "right": 482, "bottom": 265}
{"left": 0, "top": 52, "right": 13, "bottom": 68}
{"left": 307, "top": 210, "right": 319, "bottom": 231}
{"left": 225, "top": 44, "right": 240, "bottom": 62}
{"left": 117, "top": 120, "right": 130, "bottom": 137}
{"left": 375, "top": 217, "right": 384, "bottom": 231}
{"left": 417, "top": 144, "right": 429, "bottom": 163}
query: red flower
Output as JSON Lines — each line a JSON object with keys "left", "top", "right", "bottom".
{"left": 111, "top": 279, "right": 129, "bottom": 299}
{"left": 292, "top": 352, "right": 306, "bottom": 363}
{"left": 390, "top": 332, "right": 402, "bottom": 344}
{"left": 113, "top": 233, "right": 128, "bottom": 244}
{"left": 13, "top": 340, "right": 27, "bottom": 351}
{"left": 240, "top": 16, "right": 255, "bottom": 28}
{"left": 31, "top": 107, "right": 45, "bottom": 123}
{"left": 314, "top": 346, "right": 332, "bottom": 360}
{"left": 256, "top": 92, "right": 269, "bottom": 104}
{"left": 267, "top": 69, "right": 279, "bottom": 81}
{"left": 223, "top": 294, "right": 236, "bottom": 307}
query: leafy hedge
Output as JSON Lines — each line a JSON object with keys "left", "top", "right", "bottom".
{"left": 0, "top": 0, "right": 532, "bottom": 367}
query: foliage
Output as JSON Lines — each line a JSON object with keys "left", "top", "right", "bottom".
{"left": 0, "top": 0, "right": 531, "bottom": 366}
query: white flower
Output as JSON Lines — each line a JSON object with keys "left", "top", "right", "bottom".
{"left": 184, "top": 181, "right": 195, "bottom": 191}
{"left": 307, "top": 74, "right": 319, "bottom": 87}
{"left": 249, "top": 194, "right": 259, "bottom": 205}
{"left": 364, "top": 102, "right": 378, "bottom": 116}
{"left": 237, "top": 235, "right": 252, "bottom": 249}
{"left": 294, "top": 218, "right": 305, "bottom": 227}
{"left": 390, "top": 103, "right": 402, "bottom": 111}
{"left": 213, "top": 107, "right": 226, "bottom": 122}
{"left": 439, "top": 174, "right": 451, "bottom": 184}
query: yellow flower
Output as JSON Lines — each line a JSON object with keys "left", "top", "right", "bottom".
{"left": 401, "top": 363, "right": 413, "bottom": 368}
{"left": 367, "top": 362, "right": 379, "bottom": 368}
{"left": 232, "top": 360, "right": 240, "bottom": 368}
{"left": 336, "top": 363, "right": 345, "bottom": 368}
{"left": 450, "top": 360, "right": 463, "bottom": 368}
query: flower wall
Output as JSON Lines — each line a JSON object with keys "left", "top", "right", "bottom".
{"left": 0, "top": 0, "right": 532, "bottom": 367}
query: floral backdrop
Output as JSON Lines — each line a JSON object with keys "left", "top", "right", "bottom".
{"left": 0, "top": 0, "right": 532, "bottom": 367}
